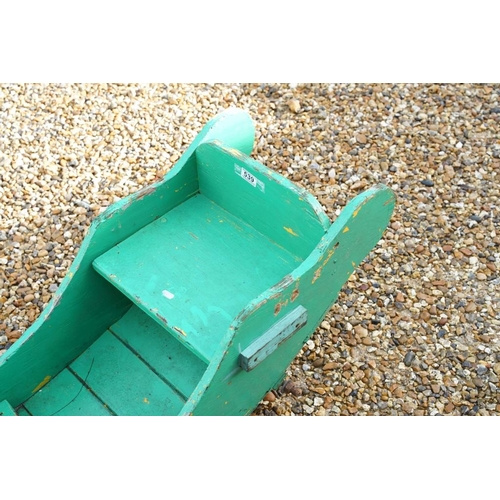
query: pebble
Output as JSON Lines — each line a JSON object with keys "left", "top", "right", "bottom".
{"left": 263, "top": 391, "right": 276, "bottom": 403}
{"left": 288, "top": 99, "right": 300, "bottom": 113}
{"left": 0, "top": 83, "right": 497, "bottom": 417}
{"left": 404, "top": 351, "right": 416, "bottom": 367}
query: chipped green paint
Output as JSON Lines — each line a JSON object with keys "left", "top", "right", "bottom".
{"left": 0, "top": 109, "right": 395, "bottom": 415}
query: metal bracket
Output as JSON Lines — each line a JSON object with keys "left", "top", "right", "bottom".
{"left": 239, "top": 305, "right": 308, "bottom": 371}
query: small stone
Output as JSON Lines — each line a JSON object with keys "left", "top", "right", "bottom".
{"left": 493, "top": 363, "right": 500, "bottom": 376}
{"left": 404, "top": 351, "right": 416, "bottom": 367}
{"left": 393, "top": 386, "right": 403, "bottom": 398}
{"left": 465, "top": 302, "right": 476, "bottom": 313}
{"left": 477, "top": 365, "right": 488, "bottom": 376}
{"left": 472, "top": 377, "right": 484, "bottom": 388}
{"left": 288, "top": 99, "right": 300, "bottom": 113}
{"left": 263, "top": 391, "right": 276, "bottom": 402}
{"left": 444, "top": 402, "right": 455, "bottom": 414}
{"left": 476, "top": 273, "right": 487, "bottom": 281}
{"left": 354, "top": 324, "right": 368, "bottom": 337}
{"left": 303, "top": 405, "right": 314, "bottom": 414}
{"left": 421, "top": 179, "right": 434, "bottom": 187}
{"left": 323, "top": 396, "right": 334, "bottom": 408}
{"left": 420, "top": 310, "right": 431, "bottom": 321}
{"left": 49, "top": 284, "right": 58, "bottom": 293}
{"left": 333, "top": 385, "right": 344, "bottom": 396}
{"left": 313, "top": 358, "right": 324, "bottom": 368}
{"left": 356, "top": 134, "right": 367, "bottom": 144}
{"left": 323, "top": 362, "right": 337, "bottom": 371}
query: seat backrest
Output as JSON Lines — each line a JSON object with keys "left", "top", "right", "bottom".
{"left": 195, "top": 140, "right": 331, "bottom": 260}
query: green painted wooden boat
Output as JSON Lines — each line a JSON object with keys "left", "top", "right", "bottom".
{"left": 0, "top": 109, "right": 395, "bottom": 416}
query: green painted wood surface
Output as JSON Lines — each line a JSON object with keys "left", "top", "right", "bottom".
{"left": 15, "top": 406, "right": 31, "bottom": 416}
{"left": 182, "top": 184, "right": 396, "bottom": 415}
{"left": 0, "top": 109, "right": 255, "bottom": 408}
{"left": 196, "top": 141, "right": 330, "bottom": 260}
{"left": 0, "top": 399, "right": 16, "bottom": 416}
{"left": 23, "top": 368, "right": 112, "bottom": 416}
{"left": 110, "top": 305, "right": 208, "bottom": 399}
{"left": 70, "top": 330, "right": 185, "bottom": 416}
{"left": 0, "top": 108, "right": 395, "bottom": 415}
{"left": 93, "top": 193, "right": 301, "bottom": 363}
{"left": 239, "top": 305, "right": 308, "bottom": 371}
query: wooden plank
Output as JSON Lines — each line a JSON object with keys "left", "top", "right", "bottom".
{"left": 239, "top": 306, "right": 308, "bottom": 371}
{"left": 110, "top": 305, "right": 207, "bottom": 399}
{"left": 0, "top": 400, "right": 16, "bottom": 416}
{"left": 70, "top": 330, "right": 185, "bottom": 416}
{"left": 15, "top": 406, "right": 31, "bottom": 416}
{"left": 0, "top": 109, "right": 255, "bottom": 409}
{"left": 94, "top": 194, "right": 301, "bottom": 363}
{"left": 23, "top": 369, "right": 112, "bottom": 416}
{"left": 196, "top": 141, "right": 330, "bottom": 260}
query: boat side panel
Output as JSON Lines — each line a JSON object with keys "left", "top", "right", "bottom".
{"left": 0, "top": 108, "right": 256, "bottom": 408}
{"left": 0, "top": 158, "right": 198, "bottom": 407}
{"left": 185, "top": 185, "right": 396, "bottom": 415}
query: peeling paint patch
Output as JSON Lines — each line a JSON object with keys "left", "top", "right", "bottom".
{"left": 156, "top": 313, "right": 168, "bottom": 325}
{"left": 32, "top": 375, "right": 51, "bottom": 393}
{"left": 189, "top": 232, "right": 199, "bottom": 240}
{"left": 162, "top": 289, "right": 174, "bottom": 299}
{"left": 274, "top": 299, "right": 289, "bottom": 315}
{"left": 283, "top": 226, "right": 299, "bottom": 236}
{"left": 343, "top": 226, "right": 350, "bottom": 233}
{"left": 173, "top": 326, "right": 187, "bottom": 336}
{"left": 291, "top": 288, "right": 300, "bottom": 302}
{"left": 271, "top": 274, "right": 294, "bottom": 291}
{"left": 143, "top": 398, "right": 150, "bottom": 404}
{"left": 312, "top": 248, "right": 336, "bottom": 284}
{"left": 135, "top": 186, "right": 156, "bottom": 200}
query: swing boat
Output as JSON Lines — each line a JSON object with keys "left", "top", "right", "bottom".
{"left": 0, "top": 109, "right": 395, "bottom": 416}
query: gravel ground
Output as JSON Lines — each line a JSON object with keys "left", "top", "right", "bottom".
{"left": 0, "top": 83, "right": 499, "bottom": 416}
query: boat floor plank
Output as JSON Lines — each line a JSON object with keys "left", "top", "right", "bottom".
{"left": 70, "top": 330, "right": 185, "bottom": 416}
{"left": 110, "top": 305, "right": 207, "bottom": 399}
{"left": 23, "top": 368, "right": 112, "bottom": 416}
